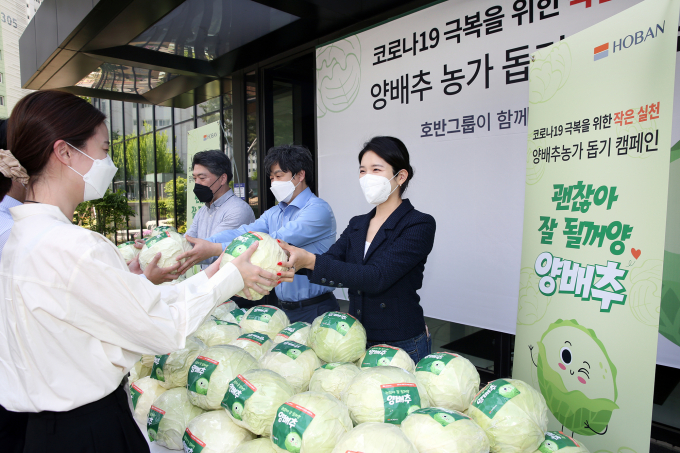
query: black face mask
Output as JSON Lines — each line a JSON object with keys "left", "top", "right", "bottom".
{"left": 193, "top": 177, "right": 221, "bottom": 203}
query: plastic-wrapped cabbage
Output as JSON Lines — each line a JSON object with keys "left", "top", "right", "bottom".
{"left": 229, "top": 332, "right": 273, "bottom": 360}
{"left": 341, "top": 366, "right": 431, "bottom": 425}
{"left": 214, "top": 307, "right": 247, "bottom": 325}
{"left": 219, "top": 232, "right": 288, "bottom": 301}
{"left": 187, "top": 346, "right": 258, "bottom": 410}
{"left": 331, "top": 422, "right": 418, "bottom": 453}
{"left": 259, "top": 341, "right": 321, "bottom": 393}
{"left": 415, "top": 352, "right": 480, "bottom": 412}
{"left": 534, "top": 432, "right": 590, "bottom": 453}
{"left": 129, "top": 377, "right": 167, "bottom": 431}
{"left": 222, "top": 369, "right": 295, "bottom": 436}
{"left": 468, "top": 379, "right": 548, "bottom": 453}
{"left": 210, "top": 300, "right": 239, "bottom": 321}
{"left": 308, "top": 312, "right": 366, "bottom": 362}
{"left": 117, "top": 241, "right": 140, "bottom": 263}
{"left": 129, "top": 354, "right": 155, "bottom": 383}
{"left": 150, "top": 337, "right": 205, "bottom": 389}
{"left": 309, "top": 362, "right": 360, "bottom": 400}
{"left": 147, "top": 387, "right": 204, "bottom": 449}
{"left": 401, "top": 407, "right": 490, "bottom": 453}
{"left": 240, "top": 305, "right": 290, "bottom": 338}
{"left": 152, "top": 225, "right": 178, "bottom": 236}
{"left": 194, "top": 319, "right": 243, "bottom": 347}
{"left": 182, "top": 410, "right": 255, "bottom": 453}
{"left": 274, "top": 322, "right": 312, "bottom": 345}
{"left": 270, "top": 391, "right": 353, "bottom": 453}
{"left": 234, "top": 438, "right": 278, "bottom": 453}
{"left": 139, "top": 231, "right": 190, "bottom": 271}
{"left": 360, "top": 345, "right": 415, "bottom": 373}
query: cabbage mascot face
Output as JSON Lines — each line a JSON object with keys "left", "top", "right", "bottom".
{"left": 286, "top": 348, "right": 302, "bottom": 359}
{"left": 155, "top": 368, "right": 164, "bottom": 381}
{"left": 232, "top": 244, "right": 248, "bottom": 257}
{"left": 235, "top": 314, "right": 244, "bottom": 322}
{"left": 430, "top": 360, "right": 446, "bottom": 375}
{"left": 195, "top": 377, "right": 210, "bottom": 395}
{"left": 377, "top": 357, "right": 391, "bottom": 366}
{"left": 538, "top": 440, "right": 559, "bottom": 453}
{"left": 260, "top": 314, "right": 272, "bottom": 323}
{"left": 147, "top": 428, "right": 157, "bottom": 441}
{"left": 499, "top": 384, "right": 520, "bottom": 398}
{"left": 336, "top": 321, "right": 350, "bottom": 335}
{"left": 232, "top": 401, "right": 244, "bottom": 420}
{"left": 285, "top": 432, "right": 302, "bottom": 453}
{"left": 433, "top": 412, "right": 455, "bottom": 426}
{"left": 407, "top": 405, "right": 420, "bottom": 415}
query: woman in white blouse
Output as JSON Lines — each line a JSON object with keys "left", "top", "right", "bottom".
{"left": 0, "top": 91, "right": 275, "bottom": 453}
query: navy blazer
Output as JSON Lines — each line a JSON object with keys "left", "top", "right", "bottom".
{"left": 308, "top": 199, "right": 436, "bottom": 342}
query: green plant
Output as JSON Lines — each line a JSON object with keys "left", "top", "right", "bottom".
{"left": 164, "top": 176, "right": 187, "bottom": 231}
{"left": 73, "top": 189, "right": 135, "bottom": 240}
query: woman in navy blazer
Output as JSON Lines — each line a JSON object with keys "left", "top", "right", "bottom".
{"left": 280, "top": 137, "right": 436, "bottom": 363}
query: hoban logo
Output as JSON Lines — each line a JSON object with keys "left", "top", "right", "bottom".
{"left": 203, "top": 132, "right": 219, "bottom": 141}
{"left": 594, "top": 21, "right": 666, "bottom": 61}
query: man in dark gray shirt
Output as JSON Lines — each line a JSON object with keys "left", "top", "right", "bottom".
{"left": 185, "top": 150, "right": 255, "bottom": 270}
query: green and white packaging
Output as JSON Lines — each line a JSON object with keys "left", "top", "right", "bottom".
{"left": 183, "top": 410, "right": 255, "bottom": 453}
{"left": 129, "top": 376, "right": 167, "bottom": 432}
{"left": 146, "top": 387, "right": 204, "bottom": 450}
{"left": 150, "top": 336, "right": 205, "bottom": 389}
{"left": 415, "top": 352, "right": 480, "bottom": 412}
{"left": 229, "top": 332, "right": 273, "bottom": 360}
{"left": 360, "top": 344, "right": 415, "bottom": 373}
{"left": 274, "top": 322, "right": 312, "bottom": 345}
{"left": 240, "top": 305, "right": 290, "bottom": 338}
{"left": 308, "top": 312, "right": 366, "bottom": 363}
{"left": 194, "top": 319, "right": 242, "bottom": 347}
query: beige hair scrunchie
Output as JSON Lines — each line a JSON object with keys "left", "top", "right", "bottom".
{"left": 0, "top": 149, "right": 29, "bottom": 185}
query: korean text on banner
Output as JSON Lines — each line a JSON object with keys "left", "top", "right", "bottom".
{"left": 512, "top": 1, "right": 679, "bottom": 452}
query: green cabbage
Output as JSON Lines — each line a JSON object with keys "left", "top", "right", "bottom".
{"left": 194, "top": 319, "right": 243, "bottom": 347}
{"left": 309, "top": 362, "right": 360, "bottom": 399}
{"left": 149, "top": 336, "right": 205, "bottom": 390}
{"left": 129, "top": 355, "right": 155, "bottom": 383}
{"left": 308, "top": 312, "right": 366, "bottom": 362}
{"left": 187, "top": 345, "right": 258, "bottom": 410}
{"left": 240, "top": 305, "right": 291, "bottom": 338}
{"left": 259, "top": 341, "right": 321, "bottom": 393}
{"left": 139, "top": 231, "right": 190, "bottom": 270}
{"left": 230, "top": 332, "right": 274, "bottom": 360}
{"left": 183, "top": 410, "right": 255, "bottom": 453}
{"left": 151, "top": 225, "right": 178, "bottom": 236}
{"left": 468, "top": 379, "right": 548, "bottom": 453}
{"left": 341, "top": 366, "right": 431, "bottom": 425}
{"left": 234, "top": 438, "right": 279, "bottom": 453}
{"left": 223, "top": 369, "right": 296, "bottom": 436}
{"left": 129, "top": 376, "right": 167, "bottom": 431}
{"left": 415, "top": 352, "right": 480, "bottom": 412}
{"left": 401, "top": 407, "right": 490, "bottom": 453}
{"left": 359, "top": 344, "right": 415, "bottom": 373}
{"left": 219, "top": 232, "right": 289, "bottom": 301}
{"left": 117, "top": 241, "right": 140, "bottom": 263}
{"left": 274, "top": 322, "right": 312, "bottom": 345}
{"left": 210, "top": 300, "right": 239, "bottom": 321}
{"left": 331, "top": 422, "right": 419, "bottom": 453}
{"left": 533, "top": 432, "right": 590, "bottom": 453}
{"left": 270, "top": 391, "right": 353, "bottom": 453}
{"left": 147, "top": 387, "right": 204, "bottom": 450}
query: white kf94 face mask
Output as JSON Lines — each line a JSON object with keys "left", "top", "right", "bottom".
{"left": 270, "top": 173, "right": 301, "bottom": 204}
{"left": 359, "top": 173, "right": 400, "bottom": 205}
{"left": 66, "top": 142, "right": 118, "bottom": 201}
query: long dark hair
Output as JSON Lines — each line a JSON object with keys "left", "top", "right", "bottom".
{"left": 1, "top": 91, "right": 106, "bottom": 198}
{"left": 358, "top": 136, "right": 415, "bottom": 194}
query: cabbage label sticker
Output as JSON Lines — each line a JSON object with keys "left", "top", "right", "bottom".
{"left": 145, "top": 231, "right": 172, "bottom": 248}
{"left": 380, "top": 383, "right": 421, "bottom": 424}
{"left": 238, "top": 332, "right": 270, "bottom": 346}
{"left": 539, "top": 432, "right": 581, "bottom": 450}
{"left": 246, "top": 305, "right": 278, "bottom": 323}
{"left": 321, "top": 362, "right": 351, "bottom": 370}
{"left": 117, "top": 241, "right": 135, "bottom": 249}
{"left": 222, "top": 374, "right": 257, "bottom": 419}
{"left": 226, "top": 232, "right": 263, "bottom": 257}
{"left": 230, "top": 308, "right": 247, "bottom": 323}
{"left": 362, "top": 345, "right": 400, "bottom": 368}
{"left": 415, "top": 352, "right": 459, "bottom": 375}
{"left": 150, "top": 354, "right": 170, "bottom": 382}
{"left": 271, "top": 402, "right": 315, "bottom": 452}
{"left": 277, "top": 322, "right": 309, "bottom": 339}
{"left": 130, "top": 383, "right": 143, "bottom": 409}
{"left": 182, "top": 428, "right": 206, "bottom": 453}
{"left": 471, "top": 379, "right": 520, "bottom": 419}
{"left": 272, "top": 341, "right": 310, "bottom": 360}
{"left": 212, "top": 318, "right": 239, "bottom": 327}
{"left": 147, "top": 405, "right": 165, "bottom": 442}
{"left": 412, "top": 407, "right": 469, "bottom": 426}
{"left": 187, "top": 356, "right": 219, "bottom": 395}
{"left": 154, "top": 226, "right": 174, "bottom": 234}
{"left": 320, "top": 312, "right": 356, "bottom": 336}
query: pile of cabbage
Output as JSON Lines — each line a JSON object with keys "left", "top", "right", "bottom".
{"left": 139, "top": 230, "right": 191, "bottom": 271}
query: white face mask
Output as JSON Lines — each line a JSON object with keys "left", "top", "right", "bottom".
{"left": 270, "top": 173, "right": 301, "bottom": 204}
{"left": 360, "top": 172, "right": 400, "bottom": 205}
{"left": 66, "top": 142, "right": 118, "bottom": 201}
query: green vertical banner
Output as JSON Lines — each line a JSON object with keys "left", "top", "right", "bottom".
{"left": 512, "top": 1, "right": 679, "bottom": 452}
{"left": 186, "top": 122, "right": 221, "bottom": 230}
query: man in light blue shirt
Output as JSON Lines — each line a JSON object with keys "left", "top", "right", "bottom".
{"left": 177, "top": 145, "right": 338, "bottom": 323}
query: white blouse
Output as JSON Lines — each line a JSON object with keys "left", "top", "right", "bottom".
{"left": 0, "top": 204, "right": 244, "bottom": 412}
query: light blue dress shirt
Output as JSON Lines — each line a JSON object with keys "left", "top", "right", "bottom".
{"left": 0, "top": 195, "right": 21, "bottom": 257}
{"left": 208, "top": 187, "right": 336, "bottom": 302}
